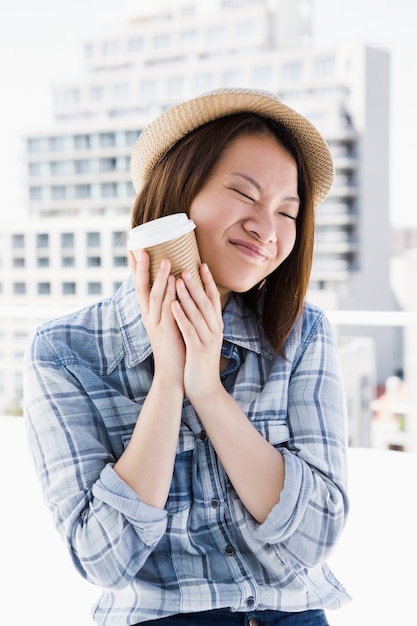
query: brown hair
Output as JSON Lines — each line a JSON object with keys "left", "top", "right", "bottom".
{"left": 131, "top": 113, "right": 314, "bottom": 356}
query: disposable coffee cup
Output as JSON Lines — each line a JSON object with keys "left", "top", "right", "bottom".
{"left": 127, "top": 213, "right": 202, "bottom": 285}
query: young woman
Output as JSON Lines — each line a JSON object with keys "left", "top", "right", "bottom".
{"left": 24, "top": 88, "right": 350, "bottom": 626}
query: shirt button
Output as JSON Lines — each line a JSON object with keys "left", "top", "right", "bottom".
{"left": 246, "top": 596, "right": 255, "bottom": 608}
{"left": 199, "top": 430, "right": 208, "bottom": 442}
{"left": 224, "top": 545, "right": 236, "bottom": 556}
{"left": 210, "top": 498, "right": 220, "bottom": 508}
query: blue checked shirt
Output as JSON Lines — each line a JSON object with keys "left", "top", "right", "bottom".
{"left": 24, "top": 276, "right": 350, "bottom": 625}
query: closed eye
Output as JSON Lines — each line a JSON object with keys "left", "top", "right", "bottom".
{"left": 278, "top": 211, "right": 297, "bottom": 220}
{"left": 229, "top": 187, "right": 256, "bottom": 202}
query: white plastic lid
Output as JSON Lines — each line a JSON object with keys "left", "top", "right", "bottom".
{"left": 127, "top": 213, "right": 196, "bottom": 249}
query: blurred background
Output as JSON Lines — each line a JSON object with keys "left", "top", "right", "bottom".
{"left": 1, "top": 1, "right": 417, "bottom": 624}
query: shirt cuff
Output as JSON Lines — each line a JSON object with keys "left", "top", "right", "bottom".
{"left": 92, "top": 463, "right": 168, "bottom": 546}
{"left": 253, "top": 449, "right": 313, "bottom": 544}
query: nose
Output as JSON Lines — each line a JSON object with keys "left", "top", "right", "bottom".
{"left": 243, "top": 212, "right": 277, "bottom": 244}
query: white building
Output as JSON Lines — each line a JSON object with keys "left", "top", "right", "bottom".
{"left": 0, "top": 0, "right": 399, "bottom": 439}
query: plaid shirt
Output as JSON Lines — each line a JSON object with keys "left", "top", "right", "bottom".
{"left": 24, "top": 276, "right": 350, "bottom": 625}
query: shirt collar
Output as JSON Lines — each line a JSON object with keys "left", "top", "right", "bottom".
{"left": 115, "top": 276, "right": 153, "bottom": 367}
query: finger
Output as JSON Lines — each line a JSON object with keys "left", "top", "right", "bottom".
{"left": 199, "top": 264, "right": 222, "bottom": 312}
{"left": 171, "top": 299, "right": 197, "bottom": 340}
{"left": 149, "top": 258, "right": 172, "bottom": 307}
{"left": 179, "top": 268, "right": 222, "bottom": 330}
{"left": 175, "top": 278, "right": 220, "bottom": 346}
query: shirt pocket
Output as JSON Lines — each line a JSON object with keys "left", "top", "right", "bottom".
{"left": 165, "top": 426, "right": 195, "bottom": 514}
{"left": 252, "top": 418, "right": 290, "bottom": 447}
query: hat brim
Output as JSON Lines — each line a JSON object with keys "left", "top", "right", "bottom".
{"left": 130, "top": 88, "right": 334, "bottom": 207}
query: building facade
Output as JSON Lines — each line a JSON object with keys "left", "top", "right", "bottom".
{"left": 0, "top": 0, "right": 397, "bottom": 442}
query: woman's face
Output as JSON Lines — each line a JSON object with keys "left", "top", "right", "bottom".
{"left": 189, "top": 132, "right": 300, "bottom": 306}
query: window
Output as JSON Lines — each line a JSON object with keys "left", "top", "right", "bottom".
{"left": 208, "top": 26, "right": 225, "bottom": 43}
{"left": 167, "top": 77, "right": 184, "bottom": 97}
{"left": 36, "top": 233, "right": 49, "bottom": 248}
{"left": 49, "top": 136, "right": 66, "bottom": 151}
{"left": 37, "top": 257, "right": 50, "bottom": 267}
{"left": 252, "top": 66, "right": 272, "bottom": 88}
{"left": 90, "top": 86, "right": 105, "bottom": 101}
{"left": 180, "top": 30, "right": 197, "bottom": 47}
{"left": 87, "top": 232, "right": 100, "bottom": 247}
{"left": 140, "top": 80, "right": 157, "bottom": 100}
{"left": 128, "top": 37, "right": 144, "bottom": 52}
{"left": 37, "top": 282, "right": 51, "bottom": 295}
{"left": 74, "top": 134, "right": 90, "bottom": 149}
{"left": 51, "top": 186, "right": 66, "bottom": 200}
{"left": 13, "top": 282, "right": 26, "bottom": 295}
{"left": 315, "top": 57, "right": 335, "bottom": 79}
{"left": 194, "top": 74, "right": 213, "bottom": 93}
{"left": 84, "top": 43, "right": 93, "bottom": 58}
{"left": 282, "top": 62, "right": 303, "bottom": 82}
{"left": 87, "top": 256, "right": 101, "bottom": 267}
{"left": 154, "top": 33, "right": 170, "bottom": 49}
{"left": 61, "top": 232, "right": 74, "bottom": 248}
{"left": 113, "top": 255, "right": 126, "bottom": 267}
{"left": 100, "top": 183, "right": 117, "bottom": 198}
{"left": 112, "top": 231, "right": 125, "bottom": 247}
{"left": 62, "top": 282, "right": 76, "bottom": 295}
{"left": 50, "top": 161, "right": 67, "bottom": 176}
{"left": 12, "top": 234, "right": 25, "bottom": 249}
{"left": 29, "top": 187, "right": 42, "bottom": 201}
{"left": 114, "top": 83, "right": 130, "bottom": 100}
{"left": 88, "top": 282, "right": 102, "bottom": 295}
{"left": 101, "top": 182, "right": 117, "bottom": 198}
{"left": 62, "top": 256, "right": 75, "bottom": 267}
{"left": 29, "top": 162, "right": 42, "bottom": 177}
{"left": 125, "top": 130, "right": 140, "bottom": 146}
{"left": 63, "top": 89, "right": 79, "bottom": 105}
{"left": 99, "top": 158, "right": 117, "bottom": 172}
{"left": 99, "top": 132, "right": 116, "bottom": 148}
{"left": 13, "top": 258, "right": 25, "bottom": 268}
{"left": 222, "top": 69, "right": 243, "bottom": 87}
{"left": 236, "top": 21, "right": 255, "bottom": 39}
{"left": 27, "top": 138, "right": 43, "bottom": 153}
{"left": 75, "top": 184, "right": 91, "bottom": 198}
{"left": 74, "top": 159, "right": 91, "bottom": 174}
{"left": 102, "top": 41, "right": 119, "bottom": 56}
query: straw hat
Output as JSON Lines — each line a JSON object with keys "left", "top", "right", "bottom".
{"left": 131, "top": 87, "right": 334, "bottom": 207}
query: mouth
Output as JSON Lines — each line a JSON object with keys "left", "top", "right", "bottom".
{"left": 229, "top": 238, "right": 271, "bottom": 262}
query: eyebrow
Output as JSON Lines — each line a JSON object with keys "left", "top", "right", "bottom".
{"left": 230, "top": 171, "right": 300, "bottom": 204}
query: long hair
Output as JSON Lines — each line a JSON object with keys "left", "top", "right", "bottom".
{"left": 131, "top": 113, "right": 315, "bottom": 356}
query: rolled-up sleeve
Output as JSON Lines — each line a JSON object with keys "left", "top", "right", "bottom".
{"left": 253, "top": 311, "right": 349, "bottom": 568}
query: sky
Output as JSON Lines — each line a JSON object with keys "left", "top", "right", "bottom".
{"left": 0, "top": 0, "right": 416, "bottom": 225}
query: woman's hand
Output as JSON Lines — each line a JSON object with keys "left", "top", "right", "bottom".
{"left": 171, "top": 263, "right": 224, "bottom": 402}
{"left": 131, "top": 250, "right": 185, "bottom": 386}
